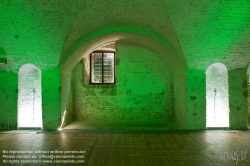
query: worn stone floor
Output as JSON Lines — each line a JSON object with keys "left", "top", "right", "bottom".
{"left": 0, "top": 130, "right": 250, "bottom": 166}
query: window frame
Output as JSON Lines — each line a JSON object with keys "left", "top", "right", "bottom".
{"left": 90, "top": 51, "right": 116, "bottom": 84}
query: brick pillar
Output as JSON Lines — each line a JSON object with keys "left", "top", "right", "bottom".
{"left": 42, "top": 67, "right": 61, "bottom": 130}
{"left": 228, "top": 68, "right": 248, "bottom": 129}
{"left": 0, "top": 70, "right": 18, "bottom": 130}
{"left": 185, "top": 69, "right": 206, "bottom": 130}
{"left": 9, "top": 71, "right": 18, "bottom": 129}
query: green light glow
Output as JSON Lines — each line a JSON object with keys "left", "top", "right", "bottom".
{"left": 168, "top": 1, "right": 250, "bottom": 69}
{"left": 200, "top": 2, "right": 249, "bottom": 53}
{"left": 61, "top": 26, "right": 181, "bottom": 66}
{"left": 73, "top": 44, "right": 173, "bottom": 123}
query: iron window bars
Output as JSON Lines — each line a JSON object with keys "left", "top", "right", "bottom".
{"left": 90, "top": 52, "right": 115, "bottom": 84}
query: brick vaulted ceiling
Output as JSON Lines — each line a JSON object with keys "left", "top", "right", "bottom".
{"left": 0, "top": 0, "right": 250, "bottom": 71}
{"left": 165, "top": 0, "right": 250, "bottom": 69}
{"left": 0, "top": 0, "right": 77, "bottom": 71}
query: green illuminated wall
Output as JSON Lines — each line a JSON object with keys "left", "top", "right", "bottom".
{"left": 185, "top": 69, "right": 206, "bottom": 130}
{"left": 0, "top": 70, "right": 9, "bottom": 129}
{"left": 0, "top": 0, "right": 249, "bottom": 130}
{"left": 72, "top": 44, "right": 173, "bottom": 122}
{"left": 0, "top": 67, "right": 60, "bottom": 130}
{"left": 42, "top": 68, "right": 61, "bottom": 130}
{"left": 228, "top": 69, "right": 248, "bottom": 129}
{"left": 165, "top": 0, "right": 250, "bottom": 69}
{"left": 0, "top": 70, "right": 18, "bottom": 130}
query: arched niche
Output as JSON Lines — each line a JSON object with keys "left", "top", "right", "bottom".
{"left": 206, "top": 63, "right": 229, "bottom": 128}
{"left": 18, "top": 64, "right": 43, "bottom": 129}
{"left": 60, "top": 30, "right": 185, "bottom": 129}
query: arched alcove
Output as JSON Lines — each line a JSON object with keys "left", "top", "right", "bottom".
{"left": 206, "top": 63, "right": 229, "bottom": 128}
{"left": 18, "top": 64, "right": 43, "bottom": 129}
{"left": 65, "top": 42, "right": 174, "bottom": 130}
{"left": 60, "top": 29, "right": 186, "bottom": 129}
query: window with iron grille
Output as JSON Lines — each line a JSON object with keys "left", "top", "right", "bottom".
{"left": 90, "top": 52, "right": 115, "bottom": 84}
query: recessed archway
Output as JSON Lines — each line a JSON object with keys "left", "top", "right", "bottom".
{"left": 18, "top": 64, "right": 43, "bottom": 129}
{"left": 206, "top": 63, "right": 229, "bottom": 128}
{"left": 60, "top": 28, "right": 186, "bottom": 129}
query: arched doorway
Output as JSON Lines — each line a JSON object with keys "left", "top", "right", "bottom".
{"left": 206, "top": 63, "right": 229, "bottom": 128}
{"left": 18, "top": 64, "right": 43, "bottom": 129}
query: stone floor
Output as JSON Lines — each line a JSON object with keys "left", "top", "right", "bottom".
{"left": 0, "top": 129, "right": 250, "bottom": 166}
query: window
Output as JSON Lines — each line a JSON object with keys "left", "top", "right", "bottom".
{"left": 18, "top": 64, "right": 43, "bottom": 129}
{"left": 90, "top": 52, "right": 115, "bottom": 84}
{"left": 206, "top": 63, "right": 229, "bottom": 128}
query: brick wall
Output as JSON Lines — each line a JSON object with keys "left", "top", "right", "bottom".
{"left": 185, "top": 69, "right": 206, "bottom": 130}
{"left": 185, "top": 67, "right": 248, "bottom": 130}
{"left": 72, "top": 44, "right": 173, "bottom": 122}
{"left": 0, "top": 70, "right": 9, "bottom": 129}
{"left": 229, "top": 68, "right": 248, "bottom": 129}
{"left": 0, "top": 69, "right": 18, "bottom": 130}
{"left": 42, "top": 68, "right": 61, "bottom": 130}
